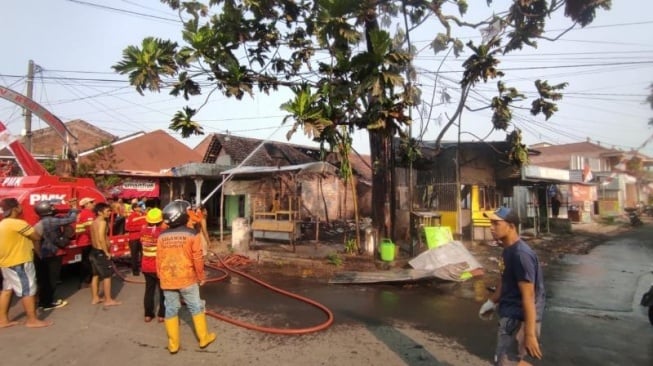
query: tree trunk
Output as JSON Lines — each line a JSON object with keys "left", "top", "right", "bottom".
{"left": 369, "top": 130, "right": 393, "bottom": 238}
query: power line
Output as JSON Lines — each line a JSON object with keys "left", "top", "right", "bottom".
{"left": 2, "top": 59, "right": 651, "bottom": 87}
{"left": 118, "top": 0, "right": 173, "bottom": 17}
{"left": 64, "top": 0, "right": 179, "bottom": 23}
{"left": 565, "top": 20, "right": 653, "bottom": 30}
{"left": 418, "top": 61, "right": 653, "bottom": 74}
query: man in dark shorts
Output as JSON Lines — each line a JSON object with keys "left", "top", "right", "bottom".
{"left": 480, "top": 207, "right": 545, "bottom": 366}
{"left": 88, "top": 202, "right": 121, "bottom": 307}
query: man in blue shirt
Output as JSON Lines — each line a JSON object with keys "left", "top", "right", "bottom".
{"left": 480, "top": 207, "right": 545, "bottom": 365}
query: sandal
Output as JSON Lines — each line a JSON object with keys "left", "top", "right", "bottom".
{"left": 144, "top": 316, "right": 153, "bottom": 323}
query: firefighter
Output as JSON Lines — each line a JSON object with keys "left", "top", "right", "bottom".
{"left": 140, "top": 208, "right": 165, "bottom": 322}
{"left": 157, "top": 200, "right": 215, "bottom": 354}
{"left": 125, "top": 203, "right": 146, "bottom": 276}
{"left": 187, "top": 203, "right": 211, "bottom": 258}
{"left": 75, "top": 197, "right": 95, "bottom": 287}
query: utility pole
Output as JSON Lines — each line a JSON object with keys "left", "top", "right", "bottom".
{"left": 24, "top": 59, "right": 35, "bottom": 152}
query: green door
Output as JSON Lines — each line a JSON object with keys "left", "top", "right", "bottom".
{"left": 224, "top": 195, "right": 243, "bottom": 228}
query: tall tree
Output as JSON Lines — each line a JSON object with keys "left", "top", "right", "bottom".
{"left": 114, "top": 0, "right": 610, "bottom": 238}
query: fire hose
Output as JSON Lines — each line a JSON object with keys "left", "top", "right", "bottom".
{"left": 112, "top": 252, "right": 334, "bottom": 335}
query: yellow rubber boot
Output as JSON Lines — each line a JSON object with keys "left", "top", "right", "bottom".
{"left": 191, "top": 313, "right": 216, "bottom": 349}
{"left": 164, "top": 317, "right": 180, "bottom": 354}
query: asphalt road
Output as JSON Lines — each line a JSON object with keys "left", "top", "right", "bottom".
{"left": 540, "top": 223, "right": 653, "bottom": 365}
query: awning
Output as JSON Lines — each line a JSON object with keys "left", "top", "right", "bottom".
{"left": 221, "top": 162, "right": 337, "bottom": 177}
{"left": 520, "top": 165, "right": 593, "bottom": 185}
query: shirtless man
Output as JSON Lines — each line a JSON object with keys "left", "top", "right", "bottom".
{"left": 88, "top": 202, "right": 121, "bottom": 307}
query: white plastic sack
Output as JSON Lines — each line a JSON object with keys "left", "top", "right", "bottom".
{"left": 408, "top": 241, "right": 483, "bottom": 281}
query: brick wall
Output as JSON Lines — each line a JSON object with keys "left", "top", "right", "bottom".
{"left": 26, "top": 120, "right": 116, "bottom": 156}
{"left": 223, "top": 175, "right": 372, "bottom": 221}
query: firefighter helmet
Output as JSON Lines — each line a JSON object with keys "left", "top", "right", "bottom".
{"left": 162, "top": 200, "right": 190, "bottom": 227}
{"left": 34, "top": 200, "right": 55, "bottom": 217}
{"left": 146, "top": 208, "right": 163, "bottom": 224}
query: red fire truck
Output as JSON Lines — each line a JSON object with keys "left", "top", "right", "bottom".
{"left": 0, "top": 86, "right": 131, "bottom": 265}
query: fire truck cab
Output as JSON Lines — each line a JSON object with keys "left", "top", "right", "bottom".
{"left": 0, "top": 175, "right": 131, "bottom": 265}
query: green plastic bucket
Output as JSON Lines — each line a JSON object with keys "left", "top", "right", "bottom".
{"left": 379, "top": 238, "right": 395, "bottom": 262}
{"left": 424, "top": 226, "right": 453, "bottom": 249}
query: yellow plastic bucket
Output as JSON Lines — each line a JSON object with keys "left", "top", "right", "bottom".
{"left": 379, "top": 238, "right": 395, "bottom": 262}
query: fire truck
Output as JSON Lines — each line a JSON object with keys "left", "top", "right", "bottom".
{"left": 0, "top": 86, "right": 131, "bottom": 265}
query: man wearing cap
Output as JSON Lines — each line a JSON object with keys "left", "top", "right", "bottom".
{"left": 480, "top": 207, "right": 545, "bottom": 366}
{"left": 0, "top": 198, "right": 51, "bottom": 328}
{"left": 76, "top": 197, "right": 96, "bottom": 287}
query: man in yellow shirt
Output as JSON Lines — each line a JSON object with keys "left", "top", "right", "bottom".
{"left": 0, "top": 198, "right": 51, "bottom": 328}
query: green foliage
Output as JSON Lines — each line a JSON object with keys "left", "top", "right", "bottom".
{"left": 531, "top": 80, "right": 568, "bottom": 120}
{"left": 114, "top": 0, "right": 610, "bottom": 233}
{"left": 564, "top": 0, "right": 612, "bottom": 27}
{"left": 461, "top": 40, "right": 504, "bottom": 87}
{"left": 114, "top": 1, "right": 610, "bottom": 146}
{"left": 326, "top": 253, "right": 343, "bottom": 266}
{"left": 171, "top": 106, "right": 204, "bottom": 138}
{"left": 41, "top": 159, "right": 57, "bottom": 175}
{"left": 506, "top": 129, "right": 529, "bottom": 168}
{"left": 491, "top": 81, "right": 525, "bottom": 130}
{"left": 112, "top": 37, "right": 178, "bottom": 95}
{"left": 344, "top": 238, "right": 357, "bottom": 255}
{"left": 399, "top": 136, "right": 422, "bottom": 164}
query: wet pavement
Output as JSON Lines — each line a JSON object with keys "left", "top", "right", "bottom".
{"left": 207, "top": 223, "right": 653, "bottom": 365}
{"left": 541, "top": 224, "right": 653, "bottom": 365}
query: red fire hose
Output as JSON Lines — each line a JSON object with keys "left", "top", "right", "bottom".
{"left": 112, "top": 252, "right": 334, "bottom": 335}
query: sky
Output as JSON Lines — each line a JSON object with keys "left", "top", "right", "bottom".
{"left": 1, "top": 0, "right": 652, "bottom": 158}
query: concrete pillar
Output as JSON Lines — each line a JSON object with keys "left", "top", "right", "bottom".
{"left": 194, "top": 178, "right": 203, "bottom": 207}
{"left": 231, "top": 217, "right": 250, "bottom": 253}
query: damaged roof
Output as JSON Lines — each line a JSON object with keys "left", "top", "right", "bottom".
{"left": 196, "top": 133, "right": 372, "bottom": 180}
{"left": 198, "top": 133, "right": 317, "bottom": 166}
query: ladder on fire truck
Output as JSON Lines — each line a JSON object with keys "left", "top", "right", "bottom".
{"left": 0, "top": 85, "right": 77, "bottom": 177}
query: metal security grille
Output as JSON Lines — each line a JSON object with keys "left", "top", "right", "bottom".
{"left": 414, "top": 183, "right": 458, "bottom": 211}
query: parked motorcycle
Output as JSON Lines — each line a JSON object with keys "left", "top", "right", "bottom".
{"left": 624, "top": 207, "right": 643, "bottom": 227}
{"left": 643, "top": 204, "right": 653, "bottom": 218}
{"left": 641, "top": 285, "right": 653, "bottom": 325}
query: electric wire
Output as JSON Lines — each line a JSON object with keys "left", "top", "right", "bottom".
{"left": 65, "top": 0, "right": 180, "bottom": 23}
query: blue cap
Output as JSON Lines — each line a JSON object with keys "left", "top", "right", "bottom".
{"left": 484, "top": 207, "right": 520, "bottom": 226}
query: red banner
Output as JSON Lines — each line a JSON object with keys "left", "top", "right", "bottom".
{"left": 109, "top": 179, "right": 160, "bottom": 198}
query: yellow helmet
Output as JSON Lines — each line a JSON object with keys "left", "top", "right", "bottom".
{"left": 146, "top": 208, "right": 163, "bottom": 224}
